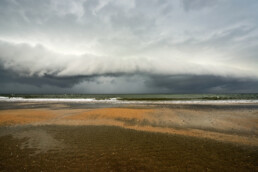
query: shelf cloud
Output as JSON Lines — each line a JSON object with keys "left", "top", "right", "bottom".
{"left": 0, "top": 0, "right": 258, "bottom": 93}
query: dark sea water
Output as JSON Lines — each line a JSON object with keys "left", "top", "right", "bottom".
{"left": 1, "top": 93, "right": 258, "bottom": 101}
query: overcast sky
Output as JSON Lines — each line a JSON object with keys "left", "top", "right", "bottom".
{"left": 0, "top": 0, "right": 258, "bottom": 94}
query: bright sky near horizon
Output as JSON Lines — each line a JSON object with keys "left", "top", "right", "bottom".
{"left": 0, "top": 0, "right": 258, "bottom": 93}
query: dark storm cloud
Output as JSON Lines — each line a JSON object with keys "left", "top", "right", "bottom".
{"left": 0, "top": 63, "right": 151, "bottom": 94}
{"left": 0, "top": 64, "right": 139, "bottom": 89}
{"left": 145, "top": 75, "right": 258, "bottom": 93}
{"left": 0, "top": 66, "right": 88, "bottom": 88}
{"left": 1, "top": 61, "right": 258, "bottom": 93}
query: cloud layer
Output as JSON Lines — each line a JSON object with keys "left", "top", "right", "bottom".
{"left": 0, "top": 0, "right": 258, "bottom": 93}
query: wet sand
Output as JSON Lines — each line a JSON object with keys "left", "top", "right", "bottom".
{"left": 0, "top": 102, "right": 257, "bottom": 171}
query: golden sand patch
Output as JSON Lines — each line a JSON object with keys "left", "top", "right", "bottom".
{"left": 0, "top": 109, "right": 58, "bottom": 125}
{"left": 65, "top": 108, "right": 155, "bottom": 121}
{"left": 0, "top": 107, "right": 257, "bottom": 146}
{"left": 61, "top": 107, "right": 258, "bottom": 146}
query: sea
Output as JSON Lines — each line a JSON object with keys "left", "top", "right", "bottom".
{"left": 0, "top": 93, "right": 258, "bottom": 104}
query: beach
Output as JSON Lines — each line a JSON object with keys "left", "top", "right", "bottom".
{"left": 0, "top": 101, "right": 257, "bottom": 171}
{"left": 1, "top": 0, "right": 258, "bottom": 170}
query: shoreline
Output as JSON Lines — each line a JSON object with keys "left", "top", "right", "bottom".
{"left": 1, "top": 96, "right": 258, "bottom": 104}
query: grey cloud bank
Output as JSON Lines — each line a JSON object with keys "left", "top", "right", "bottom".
{"left": 0, "top": 0, "right": 258, "bottom": 93}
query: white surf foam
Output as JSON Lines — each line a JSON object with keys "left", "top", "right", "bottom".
{"left": 0, "top": 96, "right": 258, "bottom": 104}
